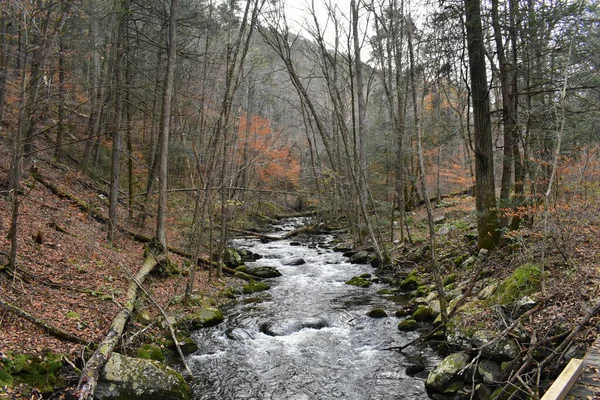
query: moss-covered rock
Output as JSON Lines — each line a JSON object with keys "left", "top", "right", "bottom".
{"left": 377, "top": 289, "right": 394, "bottom": 295}
{"left": 412, "top": 305, "right": 435, "bottom": 322}
{"left": 165, "top": 336, "right": 198, "bottom": 355}
{"left": 222, "top": 248, "right": 242, "bottom": 268}
{"left": 425, "top": 352, "right": 470, "bottom": 394}
{"left": 493, "top": 263, "right": 543, "bottom": 305}
{"left": 349, "top": 251, "right": 374, "bottom": 264}
{"left": 345, "top": 276, "right": 371, "bottom": 288}
{"left": 136, "top": 344, "right": 165, "bottom": 362}
{"left": 234, "top": 271, "right": 256, "bottom": 281}
{"left": 246, "top": 266, "right": 282, "bottom": 278}
{"left": 242, "top": 281, "right": 270, "bottom": 294}
{"left": 175, "top": 307, "right": 224, "bottom": 330}
{"left": 95, "top": 353, "right": 190, "bottom": 400}
{"left": 366, "top": 308, "right": 388, "bottom": 318}
{"left": 400, "top": 273, "right": 421, "bottom": 290}
{"left": 395, "top": 308, "right": 410, "bottom": 318}
{"left": 398, "top": 319, "right": 419, "bottom": 331}
{"left": 443, "top": 273, "right": 458, "bottom": 286}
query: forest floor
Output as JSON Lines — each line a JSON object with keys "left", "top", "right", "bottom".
{"left": 1, "top": 137, "right": 600, "bottom": 398}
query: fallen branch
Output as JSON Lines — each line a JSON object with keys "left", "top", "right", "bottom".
{"left": 76, "top": 254, "right": 159, "bottom": 400}
{"left": 0, "top": 296, "right": 87, "bottom": 345}
{"left": 493, "top": 297, "right": 600, "bottom": 399}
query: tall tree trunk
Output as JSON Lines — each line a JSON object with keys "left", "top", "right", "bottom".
{"left": 492, "top": 0, "right": 518, "bottom": 228}
{"left": 156, "top": 0, "right": 179, "bottom": 249}
{"left": 108, "top": 1, "right": 127, "bottom": 243}
{"left": 464, "top": 0, "right": 500, "bottom": 250}
{"left": 407, "top": 17, "right": 447, "bottom": 325}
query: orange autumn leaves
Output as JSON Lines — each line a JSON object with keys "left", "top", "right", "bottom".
{"left": 237, "top": 113, "right": 300, "bottom": 190}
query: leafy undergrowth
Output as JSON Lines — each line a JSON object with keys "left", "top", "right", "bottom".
{"left": 389, "top": 192, "right": 600, "bottom": 370}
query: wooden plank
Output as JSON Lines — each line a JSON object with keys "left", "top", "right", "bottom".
{"left": 542, "top": 358, "right": 585, "bottom": 400}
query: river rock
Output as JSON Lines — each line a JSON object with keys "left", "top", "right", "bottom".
{"left": 345, "top": 276, "right": 371, "bottom": 288}
{"left": 260, "top": 318, "right": 328, "bottom": 336}
{"left": 175, "top": 307, "right": 224, "bottom": 330}
{"left": 222, "top": 247, "right": 242, "bottom": 268}
{"left": 333, "top": 242, "right": 353, "bottom": 252}
{"left": 412, "top": 305, "right": 435, "bottom": 322}
{"left": 95, "top": 353, "right": 190, "bottom": 400}
{"left": 425, "top": 352, "right": 470, "bottom": 394}
{"left": 165, "top": 336, "right": 198, "bottom": 355}
{"left": 397, "top": 318, "right": 418, "bottom": 331}
{"left": 403, "top": 355, "right": 426, "bottom": 376}
{"left": 349, "top": 251, "right": 374, "bottom": 264}
{"left": 366, "top": 308, "right": 387, "bottom": 318}
{"left": 282, "top": 257, "right": 306, "bottom": 266}
{"left": 237, "top": 249, "right": 261, "bottom": 262}
{"left": 246, "top": 266, "right": 282, "bottom": 278}
{"left": 242, "top": 281, "right": 270, "bottom": 294}
{"left": 400, "top": 273, "right": 421, "bottom": 290}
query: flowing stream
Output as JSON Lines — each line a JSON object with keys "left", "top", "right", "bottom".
{"left": 189, "top": 220, "right": 435, "bottom": 399}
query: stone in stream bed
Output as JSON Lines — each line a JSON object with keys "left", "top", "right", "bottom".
{"left": 345, "top": 276, "right": 371, "bottom": 288}
{"left": 366, "top": 308, "right": 388, "bottom": 318}
{"left": 282, "top": 257, "right": 306, "bottom": 266}
{"left": 260, "top": 317, "right": 329, "bottom": 336}
{"left": 242, "top": 281, "right": 270, "bottom": 294}
{"left": 246, "top": 266, "right": 282, "bottom": 278}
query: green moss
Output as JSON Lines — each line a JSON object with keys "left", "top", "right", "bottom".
{"left": 0, "top": 370, "right": 14, "bottom": 387}
{"left": 137, "top": 344, "right": 165, "bottom": 362}
{"left": 412, "top": 305, "right": 435, "bottom": 322}
{"left": 367, "top": 308, "right": 388, "bottom": 318}
{"left": 400, "top": 273, "right": 421, "bottom": 290}
{"left": 443, "top": 274, "right": 457, "bottom": 286}
{"left": 345, "top": 276, "right": 371, "bottom": 288}
{"left": 4, "top": 352, "right": 66, "bottom": 394}
{"left": 398, "top": 319, "right": 418, "bottom": 331}
{"left": 234, "top": 271, "right": 256, "bottom": 281}
{"left": 377, "top": 289, "right": 394, "bottom": 295}
{"left": 493, "top": 263, "right": 543, "bottom": 305}
{"left": 66, "top": 311, "right": 80, "bottom": 319}
{"left": 242, "top": 281, "right": 270, "bottom": 294}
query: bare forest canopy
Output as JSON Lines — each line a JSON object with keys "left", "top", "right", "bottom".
{"left": 1, "top": 0, "right": 599, "bottom": 257}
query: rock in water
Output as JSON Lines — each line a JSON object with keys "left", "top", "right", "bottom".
{"left": 95, "top": 353, "right": 190, "bottom": 400}
{"left": 246, "top": 266, "right": 282, "bottom": 278}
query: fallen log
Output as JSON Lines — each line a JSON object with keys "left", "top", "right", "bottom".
{"left": 76, "top": 254, "right": 159, "bottom": 400}
{"left": 0, "top": 297, "right": 87, "bottom": 345}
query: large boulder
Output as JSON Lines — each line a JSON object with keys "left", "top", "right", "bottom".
{"left": 425, "top": 352, "right": 470, "bottom": 394}
{"left": 242, "top": 281, "right": 270, "bottom": 294}
{"left": 95, "top": 353, "right": 190, "bottom": 400}
{"left": 175, "top": 307, "right": 224, "bottom": 330}
{"left": 246, "top": 266, "right": 282, "bottom": 278}
{"left": 222, "top": 248, "right": 242, "bottom": 268}
{"left": 348, "top": 251, "right": 374, "bottom": 264}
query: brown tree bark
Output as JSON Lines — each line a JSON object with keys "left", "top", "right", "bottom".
{"left": 464, "top": 0, "right": 500, "bottom": 250}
